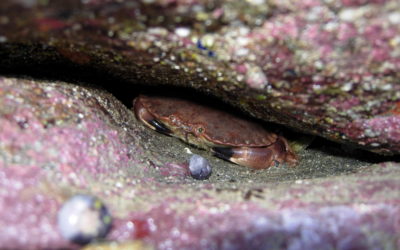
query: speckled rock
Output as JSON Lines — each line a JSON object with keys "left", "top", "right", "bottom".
{"left": 0, "top": 76, "right": 146, "bottom": 248}
{"left": 0, "top": 77, "right": 399, "bottom": 249}
{"left": 0, "top": 0, "right": 400, "bottom": 154}
{"left": 1, "top": 0, "right": 400, "bottom": 249}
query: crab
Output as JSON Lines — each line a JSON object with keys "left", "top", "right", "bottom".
{"left": 133, "top": 95, "right": 298, "bottom": 169}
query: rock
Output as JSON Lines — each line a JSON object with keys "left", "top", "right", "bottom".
{"left": 188, "top": 154, "right": 212, "bottom": 180}
{"left": 58, "top": 194, "right": 112, "bottom": 245}
{"left": 0, "top": 0, "right": 399, "bottom": 154}
{"left": 0, "top": 76, "right": 398, "bottom": 249}
{"left": 0, "top": 0, "right": 400, "bottom": 249}
{"left": 0, "top": 76, "right": 146, "bottom": 249}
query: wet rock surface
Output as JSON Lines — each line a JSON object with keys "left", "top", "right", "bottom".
{"left": 0, "top": 77, "right": 399, "bottom": 249}
{"left": 0, "top": 0, "right": 399, "bottom": 249}
{"left": 0, "top": 0, "right": 400, "bottom": 154}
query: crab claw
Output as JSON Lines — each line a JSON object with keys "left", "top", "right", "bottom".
{"left": 133, "top": 97, "right": 172, "bottom": 135}
{"left": 212, "top": 137, "right": 297, "bottom": 169}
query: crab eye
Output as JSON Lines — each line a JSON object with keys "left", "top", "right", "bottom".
{"left": 197, "top": 127, "right": 204, "bottom": 134}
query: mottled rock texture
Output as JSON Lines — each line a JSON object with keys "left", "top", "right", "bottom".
{"left": 0, "top": 0, "right": 400, "bottom": 154}
{"left": 0, "top": 75, "right": 399, "bottom": 249}
{"left": 0, "top": 0, "right": 400, "bottom": 249}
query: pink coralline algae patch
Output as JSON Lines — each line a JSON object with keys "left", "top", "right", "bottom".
{"left": 345, "top": 116, "right": 400, "bottom": 151}
{"left": 105, "top": 162, "right": 400, "bottom": 249}
{"left": 0, "top": 77, "right": 144, "bottom": 248}
{"left": 0, "top": 164, "right": 65, "bottom": 248}
{"left": 1, "top": 0, "right": 400, "bottom": 248}
{"left": 110, "top": 203, "right": 400, "bottom": 250}
{"left": 1, "top": 0, "right": 400, "bottom": 154}
{"left": 158, "top": 162, "right": 189, "bottom": 178}
{"left": 262, "top": 18, "right": 301, "bottom": 40}
{"left": 341, "top": 0, "right": 389, "bottom": 7}
{"left": 0, "top": 78, "right": 133, "bottom": 181}
{"left": 329, "top": 97, "right": 360, "bottom": 111}
{"left": 337, "top": 23, "right": 358, "bottom": 41}
{"left": 0, "top": 77, "right": 399, "bottom": 248}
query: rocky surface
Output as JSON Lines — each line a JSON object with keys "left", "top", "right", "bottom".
{"left": 0, "top": 77, "right": 399, "bottom": 249}
{"left": 0, "top": 0, "right": 400, "bottom": 154}
{"left": 0, "top": 0, "right": 400, "bottom": 249}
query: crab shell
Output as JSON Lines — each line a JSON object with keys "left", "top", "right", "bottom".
{"left": 133, "top": 95, "right": 298, "bottom": 169}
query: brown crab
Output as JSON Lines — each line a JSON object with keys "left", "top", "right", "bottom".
{"left": 133, "top": 95, "right": 297, "bottom": 169}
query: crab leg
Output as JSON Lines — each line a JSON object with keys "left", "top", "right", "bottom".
{"left": 212, "top": 137, "right": 297, "bottom": 169}
{"left": 133, "top": 98, "right": 172, "bottom": 135}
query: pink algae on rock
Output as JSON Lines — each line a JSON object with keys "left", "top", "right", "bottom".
{"left": 345, "top": 116, "right": 400, "bottom": 152}
{"left": 0, "top": 77, "right": 144, "bottom": 248}
{"left": 0, "top": 0, "right": 400, "bottom": 248}
{"left": 110, "top": 200, "right": 400, "bottom": 250}
{"left": 1, "top": 0, "right": 400, "bottom": 154}
{"left": 0, "top": 77, "right": 400, "bottom": 249}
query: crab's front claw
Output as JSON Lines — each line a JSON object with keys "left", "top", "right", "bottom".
{"left": 212, "top": 137, "right": 298, "bottom": 169}
{"left": 133, "top": 97, "right": 172, "bottom": 135}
